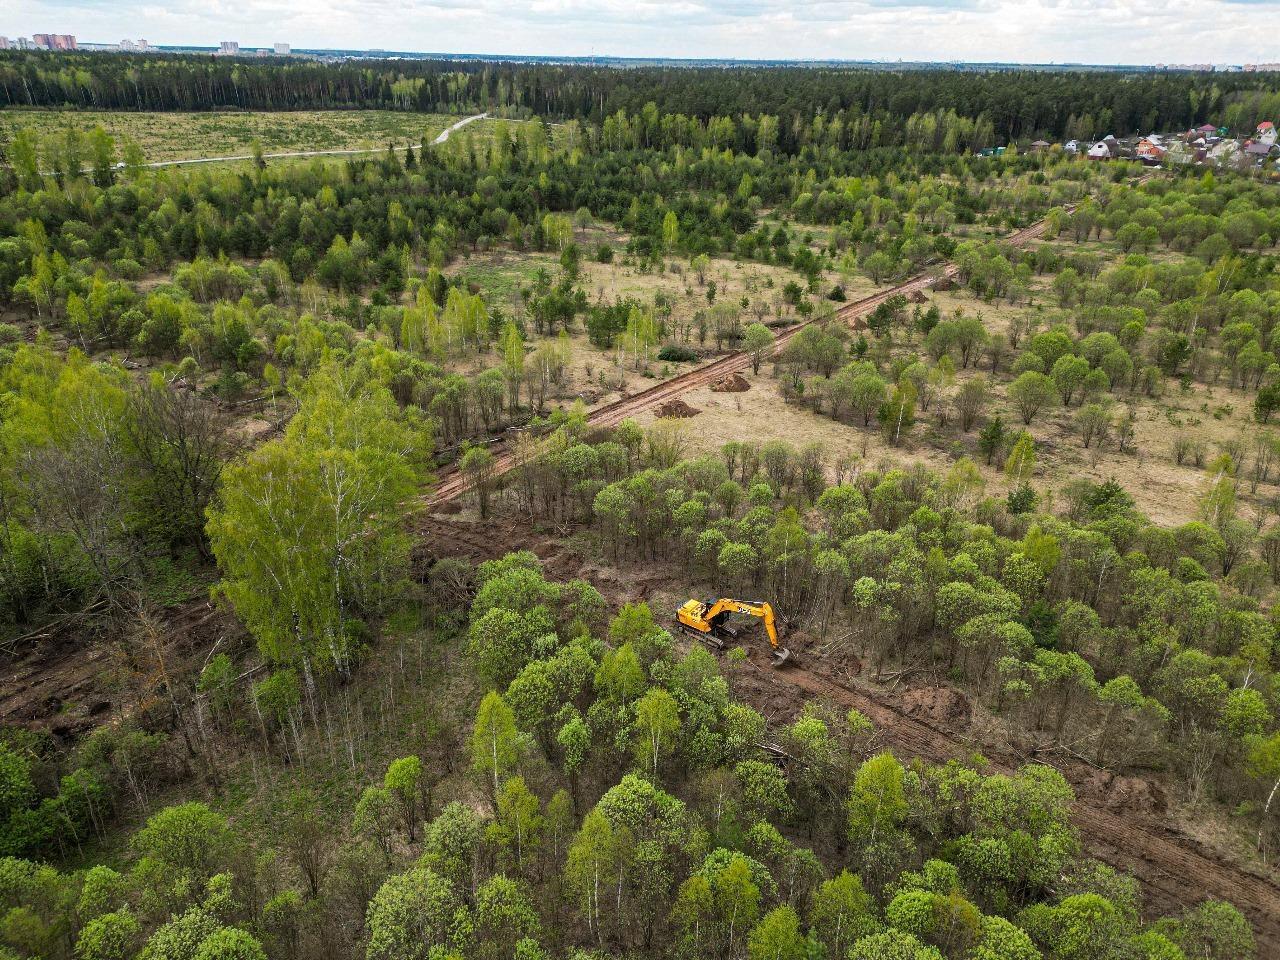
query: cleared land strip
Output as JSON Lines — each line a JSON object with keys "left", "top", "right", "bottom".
{"left": 19, "top": 112, "right": 492, "bottom": 174}
{"left": 427, "top": 206, "right": 1060, "bottom": 506}
{"left": 136, "top": 111, "right": 489, "bottom": 167}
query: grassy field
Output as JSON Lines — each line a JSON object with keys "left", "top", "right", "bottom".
{"left": 1, "top": 109, "right": 461, "bottom": 163}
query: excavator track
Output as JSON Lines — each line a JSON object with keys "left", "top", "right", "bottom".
{"left": 674, "top": 620, "right": 725, "bottom": 650}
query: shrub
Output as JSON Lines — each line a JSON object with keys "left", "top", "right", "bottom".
{"left": 658, "top": 345, "right": 699, "bottom": 363}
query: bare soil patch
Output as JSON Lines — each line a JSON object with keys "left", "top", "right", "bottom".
{"left": 655, "top": 398, "right": 701, "bottom": 418}
{"left": 900, "top": 685, "right": 973, "bottom": 728}
{"left": 710, "top": 373, "right": 751, "bottom": 393}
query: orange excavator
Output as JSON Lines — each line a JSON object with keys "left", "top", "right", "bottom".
{"left": 676, "top": 597, "right": 791, "bottom": 667}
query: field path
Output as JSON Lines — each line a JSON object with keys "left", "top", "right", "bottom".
{"left": 431, "top": 112, "right": 490, "bottom": 144}
{"left": 427, "top": 207, "right": 1061, "bottom": 505}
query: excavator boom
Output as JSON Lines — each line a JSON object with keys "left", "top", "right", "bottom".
{"left": 676, "top": 597, "right": 791, "bottom": 666}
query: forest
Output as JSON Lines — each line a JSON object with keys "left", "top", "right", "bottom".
{"left": 0, "top": 51, "right": 1278, "bottom": 960}
{"left": 7, "top": 50, "right": 1280, "bottom": 145}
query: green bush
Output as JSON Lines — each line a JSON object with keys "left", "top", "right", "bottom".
{"left": 657, "top": 345, "right": 698, "bottom": 363}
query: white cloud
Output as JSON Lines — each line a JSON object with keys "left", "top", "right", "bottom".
{"left": 4, "top": 0, "right": 1279, "bottom": 63}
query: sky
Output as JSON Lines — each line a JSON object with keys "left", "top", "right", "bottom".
{"left": 5, "top": 0, "right": 1280, "bottom": 65}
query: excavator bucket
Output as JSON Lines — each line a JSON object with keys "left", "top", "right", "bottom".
{"left": 770, "top": 647, "right": 792, "bottom": 668}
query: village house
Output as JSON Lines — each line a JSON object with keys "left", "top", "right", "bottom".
{"left": 1209, "top": 138, "right": 1242, "bottom": 167}
{"left": 1136, "top": 134, "right": 1166, "bottom": 163}
{"left": 1243, "top": 140, "right": 1276, "bottom": 168}
{"left": 1257, "top": 120, "right": 1277, "bottom": 146}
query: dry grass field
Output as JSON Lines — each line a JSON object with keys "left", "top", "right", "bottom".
{"left": 1, "top": 109, "right": 460, "bottom": 162}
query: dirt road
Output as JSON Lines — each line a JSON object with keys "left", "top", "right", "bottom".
{"left": 427, "top": 209, "right": 1062, "bottom": 507}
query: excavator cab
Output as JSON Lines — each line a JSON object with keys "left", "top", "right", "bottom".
{"left": 676, "top": 597, "right": 792, "bottom": 667}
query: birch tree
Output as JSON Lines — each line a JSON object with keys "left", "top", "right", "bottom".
{"left": 207, "top": 363, "right": 427, "bottom": 675}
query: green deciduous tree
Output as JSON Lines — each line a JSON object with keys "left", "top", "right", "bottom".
{"left": 365, "top": 866, "right": 469, "bottom": 960}
{"left": 633, "top": 688, "right": 681, "bottom": 779}
{"left": 471, "top": 692, "right": 524, "bottom": 800}
{"left": 207, "top": 364, "right": 427, "bottom": 673}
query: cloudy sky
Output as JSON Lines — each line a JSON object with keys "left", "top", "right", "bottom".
{"left": 5, "top": 0, "right": 1280, "bottom": 64}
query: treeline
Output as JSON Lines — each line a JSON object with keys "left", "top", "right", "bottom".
{"left": 8, "top": 51, "right": 1280, "bottom": 143}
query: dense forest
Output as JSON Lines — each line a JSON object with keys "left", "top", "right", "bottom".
{"left": 1, "top": 50, "right": 1280, "bottom": 960}
{"left": 7, "top": 51, "right": 1280, "bottom": 145}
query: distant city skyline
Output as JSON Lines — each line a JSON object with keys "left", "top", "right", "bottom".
{"left": 5, "top": 0, "right": 1280, "bottom": 66}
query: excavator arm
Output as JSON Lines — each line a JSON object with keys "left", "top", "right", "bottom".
{"left": 702, "top": 599, "right": 780, "bottom": 650}
{"left": 677, "top": 597, "right": 790, "bottom": 666}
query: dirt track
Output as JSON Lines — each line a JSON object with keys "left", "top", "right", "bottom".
{"left": 428, "top": 212, "right": 1060, "bottom": 507}
{"left": 417, "top": 514, "right": 1280, "bottom": 949}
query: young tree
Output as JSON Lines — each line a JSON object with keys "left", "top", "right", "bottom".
{"left": 461, "top": 445, "right": 498, "bottom": 519}
{"left": 878, "top": 382, "right": 917, "bottom": 446}
{"left": 489, "top": 777, "right": 543, "bottom": 874}
{"left": 808, "top": 871, "right": 877, "bottom": 959}
{"left": 850, "top": 373, "right": 888, "bottom": 427}
{"left": 564, "top": 809, "right": 621, "bottom": 944}
{"left": 384, "top": 756, "right": 425, "bottom": 841}
{"left": 1004, "top": 432, "right": 1037, "bottom": 485}
{"left": 471, "top": 692, "right": 524, "bottom": 800}
{"left": 978, "top": 415, "right": 1007, "bottom": 465}
{"left": 365, "top": 866, "right": 469, "bottom": 960}
{"left": 1008, "top": 371, "right": 1058, "bottom": 424}
{"left": 662, "top": 211, "right": 680, "bottom": 250}
{"left": 747, "top": 906, "right": 806, "bottom": 960}
{"left": 633, "top": 687, "right": 681, "bottom": 779}
{"left": 744, "top": 323, "right": 776, "bottom": 375}
{"left": 193, "top": 928, "right": 267, "bottom": 960}
{"left": 846, "top": 752, "right": 908, "bottom": 849}
{"left": 954, "top": 377, "right": 989, "bottom": 432}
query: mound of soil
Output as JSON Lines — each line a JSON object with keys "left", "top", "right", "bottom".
{"left": 900, "top": 686, "right": 972, "bottom": 728}
{"left": 908, "top": 289, "right": 930, "bottom": 304}
{"left": 1072, "top": 767, "right": 1168, "bottom": 815}
{"left": 655, "top": 398, "right": 701, "bottom": 418}
{"left": 710, "top": 373, "right": 751, "bottom": 393}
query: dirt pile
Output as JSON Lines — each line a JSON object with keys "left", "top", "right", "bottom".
{"left": 655, "top": 398, "right": 701, "bottom": 418}
{"left": 908, "top": 289, "right": 930, "bottom": 304}
{"left": 900, "top": 686, "right": 972, "bottom": 728}
{"left": 710, "top": 373, "right": 751, "bottom": 393}
{"left": 1072, "top": 767, "right": 1168, "bottom": 815}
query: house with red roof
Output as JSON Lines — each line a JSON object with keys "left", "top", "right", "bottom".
{"left": 1136, "top": 135, "right": 1166, "bottom": 163}
{"left": 1257, "top": 121, "right": 1277, "bottom": 146}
